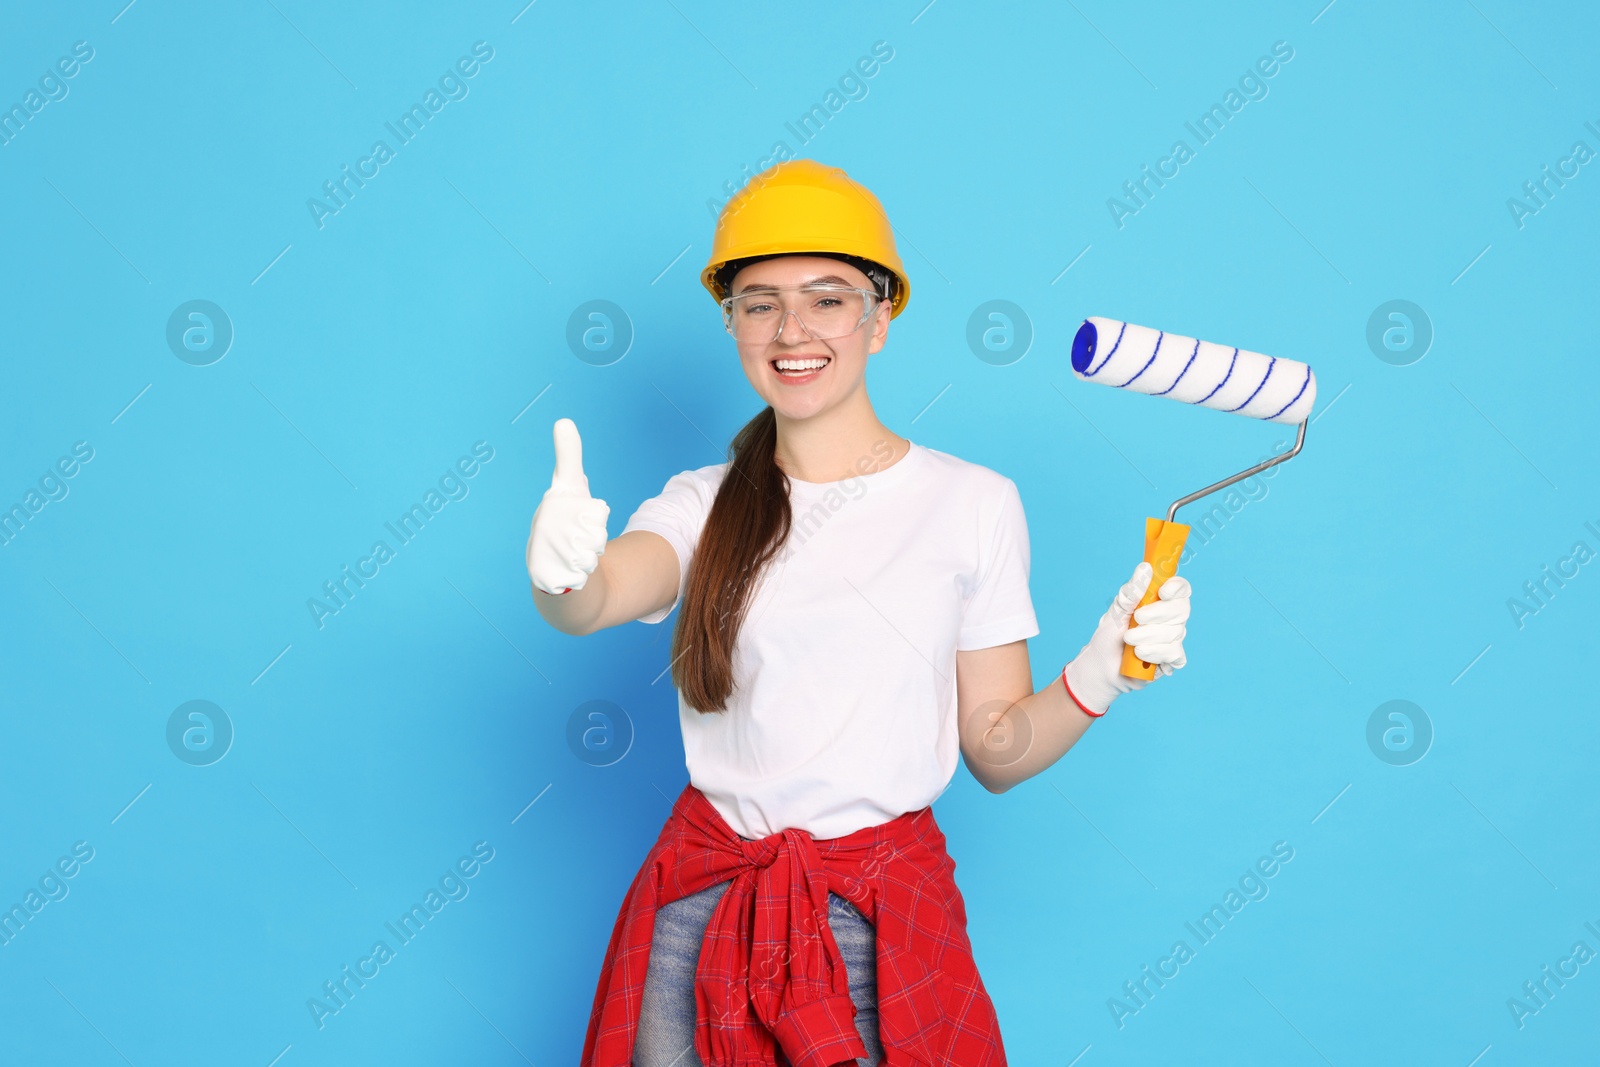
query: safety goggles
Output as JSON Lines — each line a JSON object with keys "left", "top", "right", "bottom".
{"left": 720, "top": 284, "right": 883, "bottom": 344}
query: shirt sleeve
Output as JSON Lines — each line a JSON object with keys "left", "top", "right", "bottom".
{"left": 620, "top": 467, "right": 716, "bottom": 624}
{"left": 957, "top": 477, "right": 1040, "bottom": 650}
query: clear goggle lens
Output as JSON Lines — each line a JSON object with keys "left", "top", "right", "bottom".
{"left": 721, "top": 284, "right": 880, "bottom": 343}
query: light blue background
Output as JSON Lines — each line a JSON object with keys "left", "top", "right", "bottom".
{"left": 2, "top": 1, "right": 1596, "bottom": 1064}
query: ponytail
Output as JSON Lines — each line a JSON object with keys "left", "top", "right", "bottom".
{"left": 671, "top": 406, "right": 792, "bottom": 713}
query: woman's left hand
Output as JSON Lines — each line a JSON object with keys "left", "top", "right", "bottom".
{"left": 1125, "top": 574, "right": 1191, "bottom": 674}
{"left": 1063, "top": 562, "right": 1192, "bottom": 715}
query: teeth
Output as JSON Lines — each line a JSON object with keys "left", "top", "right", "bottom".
{"left": 775, "top": 358, "right": 829, "bottom": 372}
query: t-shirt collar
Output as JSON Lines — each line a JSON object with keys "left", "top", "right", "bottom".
{"left": 783, "top": 440, "right": 924, "bottom": 497}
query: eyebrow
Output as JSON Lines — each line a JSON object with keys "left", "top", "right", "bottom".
{"left": 733, "top": 274, "right": 854, "bottom": 295}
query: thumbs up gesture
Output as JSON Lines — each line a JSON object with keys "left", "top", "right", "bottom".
{"left": 526, "top": 418, "right": 610, "bottom": 595}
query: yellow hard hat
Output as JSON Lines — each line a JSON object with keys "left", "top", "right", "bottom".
{"left": 701, "top": 159, "right": 911, "bottom": 319}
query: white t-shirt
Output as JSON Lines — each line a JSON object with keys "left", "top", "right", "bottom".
{"left": 620, "top": 440, "right": 1039, "bottom": 841}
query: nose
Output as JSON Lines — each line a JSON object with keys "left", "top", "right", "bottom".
{"left": 774, "top": 308, "right": 815, "bottom": 345}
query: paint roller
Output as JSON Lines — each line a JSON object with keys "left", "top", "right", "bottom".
{"left": 1070, "top": 316, "right": 1317, "bottom": 680}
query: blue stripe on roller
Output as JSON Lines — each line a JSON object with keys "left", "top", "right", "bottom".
{"left": 1195, "top": 347, "right": 1238, "bottom": 405}
{"left": 1154, "top": 338, "right": 1201, "bottom": 396}
{"left": 1265, "top": 363, "right": 1313, "bottom": 421}
{"left": 1225, "top": 356, "right": 1276, "bottom": 413}
{"left": 1117, "top": 331, "right": 1164, "bottom": 388}
{"left": 1086, "top": 320, "right": 1126, "bottom": 376}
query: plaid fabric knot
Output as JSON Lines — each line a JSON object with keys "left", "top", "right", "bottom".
{"left": 699, "top": 825, "right": 866, "bottom": 1067}
{"left": 737, "top": 828, "right": 787, "bottom": 868}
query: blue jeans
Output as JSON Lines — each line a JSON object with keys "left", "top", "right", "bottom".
{"left": 633, "top": 878, "right": 883, "bottom": 1067}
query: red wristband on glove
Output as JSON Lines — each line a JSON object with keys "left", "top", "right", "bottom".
{"left": 1060, "top": 664, "right": 1105, "bottom": 719}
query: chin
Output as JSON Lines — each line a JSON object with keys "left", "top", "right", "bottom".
{"left": 765, "top": 393, "right": 830, "bottom": 420}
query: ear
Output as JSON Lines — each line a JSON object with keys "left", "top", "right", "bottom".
{"left": 865, "top": 300, "right": 892, "bottom": 354}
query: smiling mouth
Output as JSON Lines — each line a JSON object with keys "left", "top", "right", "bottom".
{"left": 771, "top": 356, "right": 831, "bottom": 377}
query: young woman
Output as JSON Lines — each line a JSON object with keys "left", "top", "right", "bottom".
{"left": 529, "top": 160, "right": 1192, "bottom": 1067}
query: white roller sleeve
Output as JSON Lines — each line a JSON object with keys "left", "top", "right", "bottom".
{"left": 1071, "top": 317, "right": 1316, "bottom": 425}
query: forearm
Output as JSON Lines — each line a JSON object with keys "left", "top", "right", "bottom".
{"left": 969, "top": 671, "right": 1097, "bottom": 794}
{"left": 531, "top": 552, "right": 611, "bottom": 635}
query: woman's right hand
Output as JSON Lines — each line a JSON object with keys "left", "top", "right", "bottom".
{"left": 526, "top": 418, "right": 610, "bottom": 595}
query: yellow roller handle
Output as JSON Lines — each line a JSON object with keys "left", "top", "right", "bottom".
{"left": 1120, "top": 517, "right": 1191, "bottom": 680}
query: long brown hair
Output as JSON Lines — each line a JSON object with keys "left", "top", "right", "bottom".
{"left": 670, "top": 405, "right": 792, "bottom": 713}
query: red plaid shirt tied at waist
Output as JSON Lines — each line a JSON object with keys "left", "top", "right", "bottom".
{"left": 580, "top": 783, "right": 1008, "bottom": 1067}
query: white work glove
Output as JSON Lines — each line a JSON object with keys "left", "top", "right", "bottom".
{"left": 1062, "top": 561, "right": 1192, "bottom": 715}
{"left": 526, "top": 418, "right": 610, "bottom": 595}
